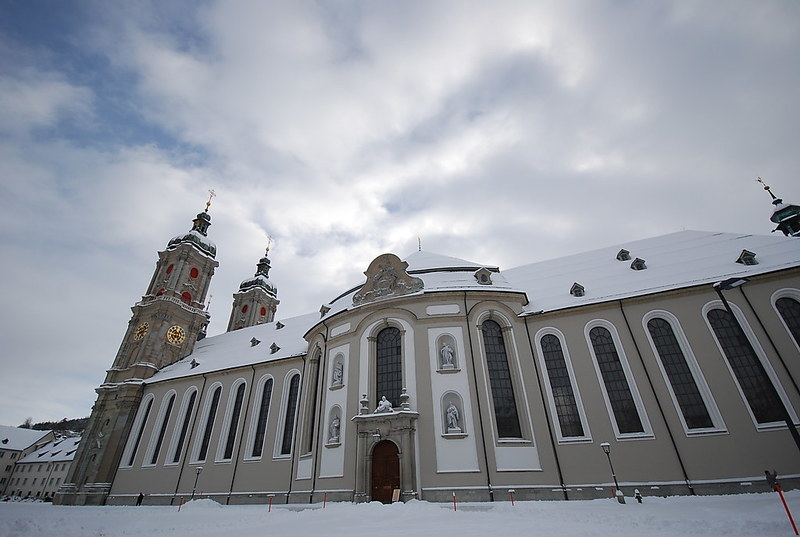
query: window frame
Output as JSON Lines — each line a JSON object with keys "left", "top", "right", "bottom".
{"left": 534, "top": 327, "right": 592, "bottom": 443}
{"left": 245, "top": 375, "right": 274, "bottom": 461}
{"left": 584, "top": 319, "right": 653, "bottom": 440}
{"left": 166, "top": 387, "right": 198, "bottom": 466}
{"left": 641, "top": 311, "right": 726, "bottom": 436}
{"left": 216, "top": 378, "right": 248, "bottom": 463}
{"left": 702, "top": 300, "right": 798, "bottom": 430}
{"left": 771, "top": 289, "right": 800, "bottom": 354}
{"left": 143, "top": 390, "right": 177, "bottom": 467}
{"left": 119, "top": 393, "right": 155, "bottom": 468}
{"left": 191, "top": 382, "right": 223, "bottom": 463}
{"left": 273, "top": 370, "right": 302, "bottom": 459}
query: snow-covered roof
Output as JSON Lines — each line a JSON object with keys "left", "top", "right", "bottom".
{"left": 147, "top": 312, "right": 319, "bottom": 383}
{"left": 504, "top": 230, "right": 800, "bottom": 315}
{"left": 17, "top": 437, "right": 80, "bottom": 464}
{"left": 0, "top": 425, "right": 51, "bottom": 451}
{"left": 148, "top": 230, "right": 799, "bottom": 382}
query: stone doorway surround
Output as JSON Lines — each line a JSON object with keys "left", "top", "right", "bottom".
{"left": 352, "top": 404, "right": 418, "bottom": 503}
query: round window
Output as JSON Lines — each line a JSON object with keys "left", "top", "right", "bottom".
{"left": 190, "top": 267, "right": 199, "bottom": 278}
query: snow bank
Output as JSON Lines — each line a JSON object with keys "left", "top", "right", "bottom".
{"left": 1, "top": 492, "right": 797, "bottom": 537}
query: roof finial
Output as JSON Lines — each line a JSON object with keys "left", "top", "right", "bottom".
{"left": 756, "top": 177, "right": 777, "bottom": 201}
{"left": 205, "top": 294, "right": 213, "bottom": 311}
{"left": 205, "top": 189, "right": 216, "bottom": 212}
{"left": 266, "top": 235, "right": 273, "bottom": 255}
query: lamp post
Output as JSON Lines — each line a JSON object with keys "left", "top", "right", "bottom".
{"left": 191, "top": 466, "right": 203, "bottom": 500}
{"left": 713, "top": 279, "right": 800, "bottom": 454}
{"left": 601, "top": 442, "right": 625, "bottom": 504}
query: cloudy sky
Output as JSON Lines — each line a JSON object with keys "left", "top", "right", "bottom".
{"left": 1, "top": 0, "right": 798, "bottom": 427}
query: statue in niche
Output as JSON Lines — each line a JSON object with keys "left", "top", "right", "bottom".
{"left": 329, "top": 415, "right": 341, "bottom": 443}
{"left": 440, "top": 341, "right": 455, "bottom": 368}
{"left": 332, "top": 361, "right": 344, "bottom": 386}
{"left": 446, "top": 401, "right": 461, "bottom": 432}
{"left": 375, "top": 396, "right": 393, "bottom": 413}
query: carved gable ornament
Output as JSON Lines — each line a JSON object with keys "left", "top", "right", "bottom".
{"left": 353, "top": 253, "right": 424, "bottom": 306}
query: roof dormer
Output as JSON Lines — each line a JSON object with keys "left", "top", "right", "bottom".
{"left": 736, "top": 249, "right": 758, "bottom": 265}
{"left": 616, "top": 249, "right": 631, "bottom": 261}
{"left": 570, "top": 282, "right": 585, "bottom": 297}
{"left": 630, "top": 258, "right": 647, "bottom": 271}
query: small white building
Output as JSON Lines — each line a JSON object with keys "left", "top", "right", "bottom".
{"left": 0, "top": 425, "right": 55, "bottom": 496}
{"left": 7, "top": 437, "right": 80, "bottom": 500}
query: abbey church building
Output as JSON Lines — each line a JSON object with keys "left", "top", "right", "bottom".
{"left": 56, "top": 189, "right": 800, "bottom": 506}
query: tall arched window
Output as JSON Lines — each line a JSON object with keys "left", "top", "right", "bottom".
{"left": 124, "top": 396, "right": 154, "bottom": 467}
{"left": 647, "top": 317, "right": 714, "bottom": 430}
{"left": 250, "top": 378, "right": 273, "bottom": 458}
{"left": 221, "top": 382, "right": 246, "bottom": 461}
{"left": 280, "top": 374, "right": 301, "bottom": 455}
{"left": 481, "top": 319, "right": 521, "bottom": 438}
{"left": 148, "top": 392, "right": 176, "bottom": 465}
{"left": 196, "top": 386, "right": 222, "bottom": 462}
{"left": 589, "top": 326, "right": 644, "bottom": 435}
{"left": 376, "top": 327, "right": 402, "bottom": 408}
{"left": 776, "top": 297, "right": 800, "bottom": 347}
{"left": 170, "top": 389, "right": 197, "bottom": 464}
{"left": 539, "top": 334, "right": 584, "bottom": 438}
{"left": 706, "top": 308, "right": 784, "bottom": 424}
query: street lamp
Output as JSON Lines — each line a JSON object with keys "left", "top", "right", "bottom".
{"left": 191, "top": 466, "right": 203, "bottom": 500}
{"left": 600, "top": 442, "right": 625, "bottom": 504}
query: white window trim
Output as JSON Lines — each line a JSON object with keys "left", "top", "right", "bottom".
{"left": 641, "top": 311, "right": 726, "bottom": 436}
{"left": 244, "top": 374, "right": 274, "bottom": 461}
{"left": 474, "top": 309, "right": 534, "bottom": 444}
{"left": 142, "top": 390, "right": 177, "bottom": 467}
{"left": 273, "top": 369, "right": 302, "bottom": 460}
{"left": 584, "top": 319, "right": 653, "bottom": 440}
{"left": 190, "top": 382, "right": 223, "bottom": 463}
{"left": 165, "top": 387, "right": 199, "bottom": 466}
{"left": 534, "top": 327, "right": 592, "bottom": 443}
{"left": 119, "top": 393, "right": 155, "bottom": 469}
{"left": 702, "top": 300, "right": 799, "bottom": 430}
{"left": 215, "top": 378, "right": 248, "bottom": 463}
{"left": 771, "top": 288, "right": 800, "bottom": 354}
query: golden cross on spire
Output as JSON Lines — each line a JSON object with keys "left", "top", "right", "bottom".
{"left": 756, "top": 177, "right": 777, "bottom": 200}
{"left": 266, "top": 235, "right": 273, "bottom": 254}
{"left": 206, "top": 189, "right": 216, "bottom": 211}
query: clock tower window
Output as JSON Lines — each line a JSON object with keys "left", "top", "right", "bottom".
{"left": 181, "top": 292, "right": 192, "bottom": 304}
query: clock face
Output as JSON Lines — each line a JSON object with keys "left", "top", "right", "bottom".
{"left": 133, "top": 322, "right": 149, "bottom": 341}
{"left": 166, "top": 325, "right": 186, "bottom": 345}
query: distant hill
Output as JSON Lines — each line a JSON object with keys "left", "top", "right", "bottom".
{"left": 21, "top": 417, "right": 88, "bottom": 435}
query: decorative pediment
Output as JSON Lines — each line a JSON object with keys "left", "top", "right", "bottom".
{"left": 353, "top": 254, "right": 424, "bottom": 306}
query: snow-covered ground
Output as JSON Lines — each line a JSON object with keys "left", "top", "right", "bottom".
{"left": 2, "top": 491, "right": 798, "bottom": 537}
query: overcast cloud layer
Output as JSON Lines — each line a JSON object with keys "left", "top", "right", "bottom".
{"left": 1, "top": 0, "right": 798, "bottom": 427}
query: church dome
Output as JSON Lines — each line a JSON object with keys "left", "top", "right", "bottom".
{"left": 167, "top": 208, "right": 217, "bottom": 258}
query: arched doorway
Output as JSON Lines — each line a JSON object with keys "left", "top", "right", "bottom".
{"left": 371, "top": 440, "right": 400, "bottom": 504}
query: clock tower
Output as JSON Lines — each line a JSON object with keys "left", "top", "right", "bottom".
{"left": 56, "top": 197, "right": 220, "bottom": 506}
{"left": 226, "top": 246, "right": 279, "bottom": 331}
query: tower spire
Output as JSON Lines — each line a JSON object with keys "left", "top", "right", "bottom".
{"left": 757, "top": 177, "right": 800, "bottom": 237}
{"left": 227, "top": 238, "right": 280, "bottom": 331}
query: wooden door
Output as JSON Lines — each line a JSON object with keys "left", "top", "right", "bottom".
{"left": 371, "top": 440, "right": 400, "bottom": 504}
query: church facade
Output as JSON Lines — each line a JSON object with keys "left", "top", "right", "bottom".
{"left": 57, "top": 194, "right": 800, "bottom": 506}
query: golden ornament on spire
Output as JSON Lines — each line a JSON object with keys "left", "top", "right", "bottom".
{"left": 206, "top": 189, "right": 216, "bottom": 211}
{"left": 266, "top": 235, "right": 273, "bottom": 254}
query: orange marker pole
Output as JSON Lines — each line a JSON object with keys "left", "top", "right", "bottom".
{"left": 323, "top": 492, "right": 328, "bottom": 508}
{"left": 509, "top": 489, "right": 515, "bottom": 506}
{"left": 268, "top": 495, "right": 273, "bottom": 513}
{"left": 452, "top": 491, "right": 457, "bottom": 512}
{"left": 776, "top": 484, "right": 799, "bottom": 535}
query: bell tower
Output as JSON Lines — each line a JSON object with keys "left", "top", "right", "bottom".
{"left": 759, "top": 177, "right": 800, "bottom": 237}
{"left": 56, "top": 194, "right": 220, "bottom": 506}
{"left": 227, "top": 243, "right": 280, "bottom": 331}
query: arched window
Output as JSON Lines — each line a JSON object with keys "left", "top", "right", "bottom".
{"left": 539, "top": 334, "right": 585, "bottom": 438}
{"left": 481, "top": 319, "right": 521, "bottom": 438}
{"left": 124, "top": 395, "right": 154, "bottom": 467}
{"left": 148, "top": 392, "right": 176, "bottom": 465}
{"left": 280, "top": 374, "right": 301, "bottom": 455}
{"left": 250, "top": 378, "right": 273, "bottom": 458}
{"left": 646, "top": 317, "right": 713, "bottom": 430}
{"left": 196, "top": 385, "right": 222, "bottom": 462}
{"left": 376, "top": 327, "right": 402, "bottom": 408}
{"left": 220, "top": 381, "right": 247, "bottom": 461}
{"left": 170, "top": 389, "right": 197, "bottom": 464}
{"left": 776, "top": 296, "right": 800, "bottom": 347}
{"left": 588, "top": 325, "right": 645, "bottom": 435}
{"left": 181, "top": 292, "right": 192, "bottom": 304}
{"left": 706, "top": 308, "right": 784, "bottom": 424}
